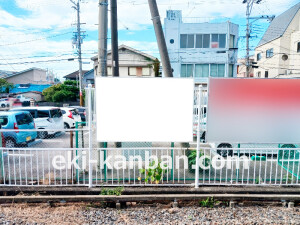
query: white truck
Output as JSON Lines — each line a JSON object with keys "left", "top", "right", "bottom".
{"left": 16, "top": 95, "right": 31, "bottom": 102}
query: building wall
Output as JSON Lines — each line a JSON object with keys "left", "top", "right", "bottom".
{"left": 164, "top": 10, "right": 239, "bottom": 84}
{"left": 254, "top": 10, "right": 300, "bottom": 78}
{"left": 33, "top": 69, "right": 48, "bottom": 84}
{"left": 6, "top": 69, "right": 48, "bottom": 85}
{"left": 254, "top": 38, "right": 281, "bottom": 78}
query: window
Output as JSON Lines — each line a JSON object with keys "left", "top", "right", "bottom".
{"left": 16, "top": 113, "right": 33, "bottom": 125}
{"left": 211, "top": 34, "right": 219, "bottom": 48}
{"left": 211, "top": 34, "right": 226, "bottom": 48}
{"left": 219, "top": 34, "right": 226, "bottom": 48}
{"left": 128, "top": 67, "right": 136, "bottom": 76}
{"left": 297, "top": 42, "right": 300, "bottom": 53}
{"left": 180, "top": 34, "right": 194, "bottom": 48}
{"left": 210, "top": 64, "right": 225, "bottom": 77}
{"left": 170, "top": 39, "right": 174, "bottom": 44}
{"left": 195, "top": 34, "right": 203, "bottom": 48}
{"left": 229, "top": 35, "right": 235, "bottom": 48}
{"left": 228, "top": 64, "right": 234, "bottom": 77}
{"left": 180, "top": 64, "right": 194, "bottom": 77}
{"left": 50, "top": 109, "right": 62, "bottom": 118}
{"left": 142, "top": 67, "right": 151, "bottom": 76}
{"left": 187, "top": 34, "right": 194, "bottom": 48}
{"left": 257, "top": 53, "right": 262, "bottom": 61}
{"left": 203, "top": 34, "right": 210, "bottom": 48}
{"left": 180, "top": 34, "right": 187, "bottom": 48}
{"left": 0, "top": 116, "right": 8, "bottom": 126}
{"left": 265, "top": 71, "right": 269, "bottom": 78}
{"left": 266, "top": 48, "right": 273, "bottom": 58}
{"left": 257, "top": 72, "right": 261, "bottom": 78}
{"left": 26, "top": 110, "right": 36, "bottom": 118}
{"left": 37, "top": 110, "right": 50, "bottom": 118}
{"left": 195, "top": 64, "right": 209, "bottom": 77}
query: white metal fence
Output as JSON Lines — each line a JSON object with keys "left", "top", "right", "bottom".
{"left": 0, "top": 86, "right": 299, "bottom": 187}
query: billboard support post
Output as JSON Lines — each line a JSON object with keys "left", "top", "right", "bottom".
{"left": 195, "top": 86, "right": 202, "bottom": 188}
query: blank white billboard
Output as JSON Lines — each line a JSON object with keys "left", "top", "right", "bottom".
{"left": 95, "top": 77, "right": 194, "bottom": 142}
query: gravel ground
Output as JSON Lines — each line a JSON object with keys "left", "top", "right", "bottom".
{"left": 0, "top": 203, "right": 299, "bottom": 225}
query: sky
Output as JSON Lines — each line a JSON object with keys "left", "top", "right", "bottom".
{"left": 0, "top": 0, "right": 299, "bottom": 80}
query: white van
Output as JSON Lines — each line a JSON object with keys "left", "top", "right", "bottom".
{"left": 10, "top": 106, "right": 64, "bottom": 139}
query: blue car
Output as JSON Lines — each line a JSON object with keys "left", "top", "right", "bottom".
{"left": 0, "top": 111, "right": 37, "bottom": 148}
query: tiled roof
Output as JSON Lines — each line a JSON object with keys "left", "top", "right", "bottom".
{"left": 91, "top": 44, "right": 157, "bottom": 61}
{"left": 0, "top": 68, "right": 46, "bottom": 79}
{"left": 63, "top": 70, "right": 89, "bottom": 79}
{"left": 257, "top": 3, "right": 300, "bottom": 47}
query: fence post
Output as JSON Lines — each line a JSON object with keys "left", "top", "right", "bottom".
{"left": 195, "top": 86, "right": 202, "bottom": 188}
{"left": 88, "top": 85, "right": 93, "bottom": 188}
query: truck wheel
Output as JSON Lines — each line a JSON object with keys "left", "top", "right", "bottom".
{"left": 217, "top": 143, "right": 233, "bottom": 157}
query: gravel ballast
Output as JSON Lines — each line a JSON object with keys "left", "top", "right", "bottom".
{"left": 0, "top": 203, "right": 299, "bottom": 224}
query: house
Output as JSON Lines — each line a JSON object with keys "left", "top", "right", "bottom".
{"left": 9, "top": 83, "right": 52, "bottom": 101}
{"left": 63, "top": 70, "right": 89, "bottom": 81}
{"left": 0, "top": 68, "right": 53, "bottom": 85}
{"left": 237, "top": 57, "right": 255, "bottom": 77}
{"left": 83, "top": 69, "right": 95, "bottom": 86}
{"left": 91, "top": 45, "right": 158, "bottom": 80}
{"left": 254, "top": 3, "right": 300, "bottom": 78}
{"left": 164, "top": 10, "right": 239, "bottom": 85}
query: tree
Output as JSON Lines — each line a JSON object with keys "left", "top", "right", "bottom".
{"left": 42, "top": 80, "right": 80, "bottom": 102}
{"left": 0, "top": 79, "right": 14, "bottom": 93}
{"left": 153, "top": 58, "right": 161, "bottom": 77}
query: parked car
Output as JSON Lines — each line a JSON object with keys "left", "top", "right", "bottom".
{"left": 60, "top": 107, "right": 82, "bottom": 128}
{"left": 0, "top": 98, "right": 10, "bottom": 108}
{"left": 0, "top": 111, "right": 37, "bottom": 148}
{"left": 70, "top": 106, "right": 86, "bottom": 122}
{"left": 10, "top": 107, "right": 64, "bottom": 139}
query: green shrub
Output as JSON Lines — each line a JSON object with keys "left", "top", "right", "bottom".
{"left": 100, "top": 186, "right": 124, "bottom": 196}
{"left": 186, "top": 149, "right": 210, "bottom": 173}
{"left": 139, "top": 161, "right": 167, "bottom": 184}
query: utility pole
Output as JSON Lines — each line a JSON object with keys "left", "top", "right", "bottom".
{"left": 243, "top": 0, "right": 274, "bottom": 77}
{"left": 98, "top": 0, "right": 108, "bottom": 77}
{"left": 148, "top": 0, "right": 173, "bottom": 77}
{"left": 244, "top": 0, "right": 256, "bottom": 77}
{"left": 111, "top": 0, "right": 119, "bottom": 77}
{"left": 70, "top": 0, "right": 84, "bottom": 106}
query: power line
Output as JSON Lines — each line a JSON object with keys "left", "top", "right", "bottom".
{"left": 0, "top": 32, "right": 72, "bottom": 47}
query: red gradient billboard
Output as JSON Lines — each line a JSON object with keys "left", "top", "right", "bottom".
{"left": 206, "top": 78, "right": 300, "bottom": 143}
